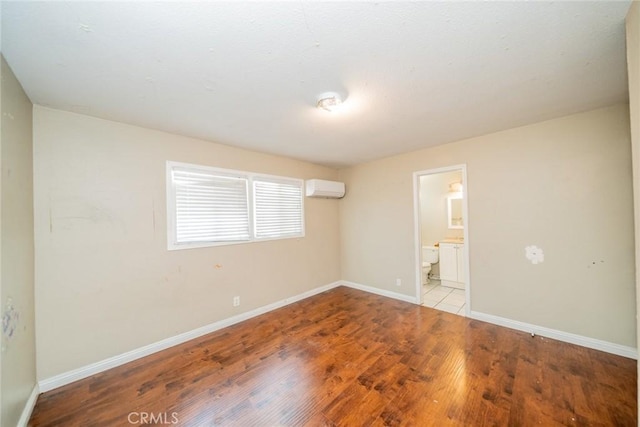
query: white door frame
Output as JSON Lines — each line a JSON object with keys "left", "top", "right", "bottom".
{"left": 412, "top": 164, "right": 471, "bottom": 315}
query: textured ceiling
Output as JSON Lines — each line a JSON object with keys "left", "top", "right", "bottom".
{"left": 1, "top": 1, "right": 632, "bottom": 167}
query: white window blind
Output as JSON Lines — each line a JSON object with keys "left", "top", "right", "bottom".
{"left": 253, "top": 178, "right": 303, "bottom": 239}
{"left": 172, "top": 167, "right": 250, "bottom": 244}
{"left": 167, "top": 162, "right": 304, "bottom": 250}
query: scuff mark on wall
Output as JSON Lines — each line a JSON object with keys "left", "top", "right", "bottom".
{"left": 78, "top": 23, "right": 93, "bottom": 33}
{"left": 1, "top": 298, "right": 20, "bottom": 352}
{"left": 587, "top": 260, "right": 606, "bottom": 269}
{"left": 163, "top": 265, "right": 185, "bottom": 285}
{"left": 525, "top": 245, "right": 544, "bottom": 264}
{"left": 52, "top": 196, "right": 126, "bottom": 232}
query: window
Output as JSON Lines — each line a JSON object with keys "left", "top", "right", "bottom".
{"left": 253, "top": 177, "right": 305, "bottom": 239}
{"left": 167, "top": 161, "right": 304, "bottom": 250}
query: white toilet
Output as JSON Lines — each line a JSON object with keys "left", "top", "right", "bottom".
{"left": 422, "top": 245, "right": 439, "bottom": 284}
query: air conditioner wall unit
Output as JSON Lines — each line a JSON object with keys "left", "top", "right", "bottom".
{"left": 305, "top": 179, "right": 346, "bottom": 199}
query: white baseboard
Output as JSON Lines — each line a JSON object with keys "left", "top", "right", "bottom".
{"left": 340, "top": 280, "right": 418, "bottom": 304}
{"left": 38, "top": 281, "right": 636, "bottom": 394}
{"left": 17, "top": 384, "right": 40, "bottom": 427}
{"left": 340, "top": 282, "right": 636, "bottom": 359}
{"left": 39, "top": 281, "right": 342, "bottom": 392}
{"left": 469, "top": 310, "right": 638, "bottom": 360}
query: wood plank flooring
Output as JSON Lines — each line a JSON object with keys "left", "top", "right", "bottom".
{"left": 29, "top": 286, "right": 637, "bottom": 426}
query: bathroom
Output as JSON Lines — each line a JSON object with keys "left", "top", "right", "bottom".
{"left": 418, "top": 169, "right": 467, "bottom": 316}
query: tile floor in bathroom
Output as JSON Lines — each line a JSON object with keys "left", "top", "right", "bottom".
{"left": 422, "top": 280, "right": 466, "bottom": 316}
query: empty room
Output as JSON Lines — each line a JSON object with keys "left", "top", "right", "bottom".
{"left": 1, "top": 1, "right": 640, "bottom": 426}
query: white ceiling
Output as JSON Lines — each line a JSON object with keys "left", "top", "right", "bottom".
{"left": 1, "top": 1, "right": 632, "bottom": 168}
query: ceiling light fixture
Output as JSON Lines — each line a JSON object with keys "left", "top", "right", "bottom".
{"left": 316, "top": 92, "right": 343, "bottom": 112}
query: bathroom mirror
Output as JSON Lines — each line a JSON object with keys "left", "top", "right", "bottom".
{"left": 447, "top": 195, "right": 464, "bottom": 229}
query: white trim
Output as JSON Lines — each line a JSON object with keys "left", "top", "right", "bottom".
{"left": 17, "top": 384, "right": 39, "bottom": 427}
{"left": 341, "top": 280, "right": 418, "bottom": 304}
{"left": 37, "top": 281, "right": 636, "bottom": 394}
{"left": 412, "top": 164, "right": 471, "bottom": 315}
{"left": 461, "top": 165, "right": 471, "bottom": 315}
{"left": 469, "top": 310, "right": 638, "bottom": 360}
{"left": 412, "top": 171, "right": 424, "bottom": 304}
{"left": 39, "top": 281, "right": 342, "bottom": 392}
{"left": 344, "top": 281, "right": 637, "bottom": 359}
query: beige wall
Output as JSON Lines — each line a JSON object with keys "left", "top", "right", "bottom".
{"left": 339, "top": 104, "right": 636, "bottom": 347}
{"left": 624, "top": 0, "right": 639, "bottom": 412}
{"left": 33, "top": 106, "right": 341, "bottom": 380}
{"left": 1, "top": 56, "right": 36, "bottom": 426}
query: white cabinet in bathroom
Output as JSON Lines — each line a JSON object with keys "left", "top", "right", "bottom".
{"left": 439, "top": 242, "right": 465, "bottom": 290}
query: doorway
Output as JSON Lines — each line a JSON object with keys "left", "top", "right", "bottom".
{"left": 413, "top": 165, "right": 470, "bottom": 316}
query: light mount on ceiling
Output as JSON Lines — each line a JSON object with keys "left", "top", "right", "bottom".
{"left": 316, "top": 92, "right": 343, "bottom": 112}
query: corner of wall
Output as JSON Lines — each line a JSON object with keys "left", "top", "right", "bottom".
{"left": 624, "top": 0, "right": 640, "bottom": 416}
{"left": 1, "top": 54, "right": 37, "bottom": 427}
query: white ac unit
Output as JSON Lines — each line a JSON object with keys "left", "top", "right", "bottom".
{"left": 305, "top": 179, "right": 346, "bottom": 199}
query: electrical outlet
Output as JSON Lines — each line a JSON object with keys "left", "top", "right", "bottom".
{"left": 396, "top": 278, "right": 402, "bottom": 287}
{"left": 233, "top": 296, "right": 240, "bottom": 307}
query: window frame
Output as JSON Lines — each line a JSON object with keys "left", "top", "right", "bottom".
{"left": 166, "top": 161, "right": 305, "bottom": 250}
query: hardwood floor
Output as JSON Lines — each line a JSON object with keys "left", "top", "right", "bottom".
{"left": 29, "top": 287, "right": 636, "bottom": 426}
